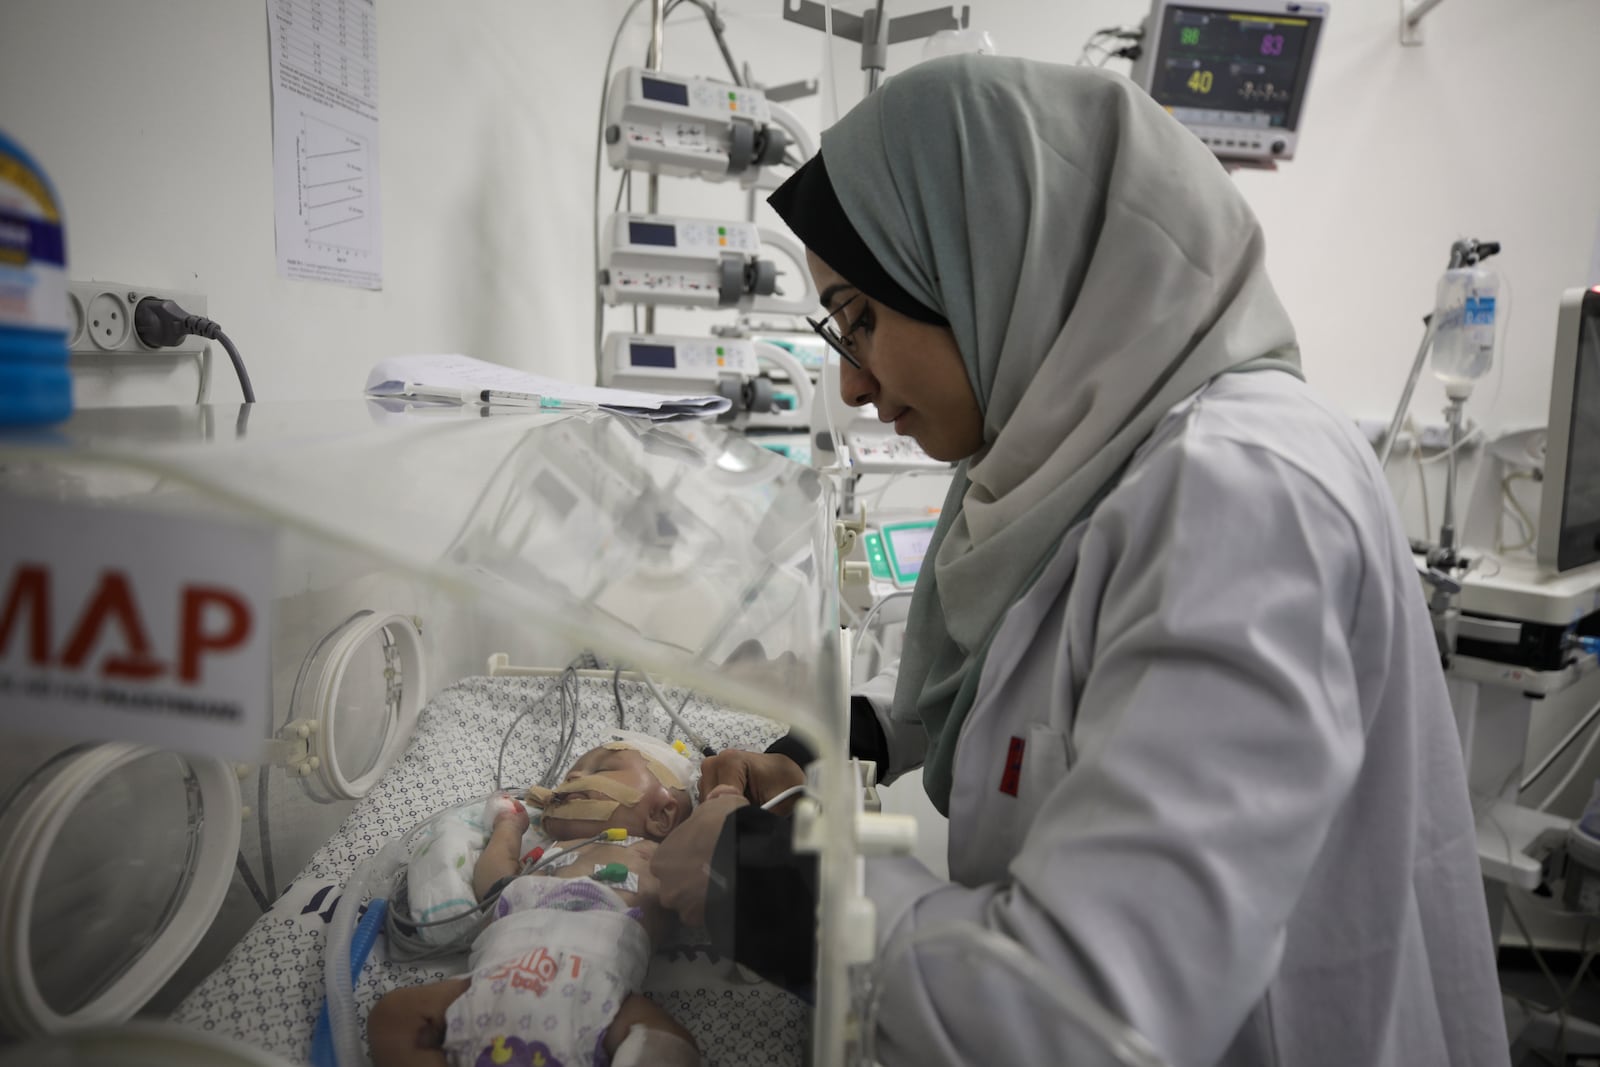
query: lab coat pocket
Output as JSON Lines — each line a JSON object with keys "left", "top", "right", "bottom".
{"left": 1016, "top": 724, "right": 1073, "bottom": 817}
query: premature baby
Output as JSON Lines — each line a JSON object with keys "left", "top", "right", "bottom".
{"left": 370, "top": 732, "right": 701, "bottom": 1067}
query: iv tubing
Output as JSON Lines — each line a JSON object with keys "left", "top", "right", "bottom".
{"left": 327, "top": 842, "right": 407, "bottom": 1067}
{"left": 310, "top": 899, "right": 389, "bottom": 1067}
{"left": 325, "top": 802, "right": 459, "bottom": 1067}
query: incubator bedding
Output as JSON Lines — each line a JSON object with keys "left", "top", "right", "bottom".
{"left": 172, "top": 674, "right": 808, "bottom": 1065}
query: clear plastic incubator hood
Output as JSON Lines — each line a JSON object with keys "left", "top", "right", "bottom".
{"left": 0, "top": 401, "right": 1159, "bottom": 1067}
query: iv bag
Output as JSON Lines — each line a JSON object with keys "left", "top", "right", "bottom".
{"left": 1431, "top": 265, "right": 1501, "bottom": 389}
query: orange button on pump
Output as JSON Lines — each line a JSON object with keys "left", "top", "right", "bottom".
{"left": 718, "top": 237, "right": 727, "bottom": 246}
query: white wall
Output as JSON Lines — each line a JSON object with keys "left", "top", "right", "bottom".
{"left": 1, "top": 1, "right": 624, "bottom": 405}
{"left": 6, "top": 1, "right": 1594, "bottom": 432}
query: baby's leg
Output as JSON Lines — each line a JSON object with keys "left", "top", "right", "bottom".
{"left": 604, "top": 993, "right": 700, "bottom": 1065}
{"left": 369, "top": 977, "right": 470, "bottom": 1067}
{"left": 471, "top": 797, "right": 530, "bottom": 901}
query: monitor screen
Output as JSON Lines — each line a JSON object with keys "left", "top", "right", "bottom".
{"left": 629, "top": 343, "right": 677, "bottom": 369}
{"left": 1557, "top": 291, "right": 1600, "bottom": 570}
{"left": 640, "top": 76, "right": 689, "bottom": 107}
{"left": 627, "top": 221, "right": 677, "bottom": 248}
{"left": 885, "top": 523, "right": 936, "bottom": 582}
{"left": 1146, "top": 5, "right": 1324, "bottom": 132}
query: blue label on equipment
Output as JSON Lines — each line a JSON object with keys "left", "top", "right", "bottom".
{"left": 1464, "top": 296, "right": 1496, "bottom": 327}
{"left": 0, "top": 207, "right": 65, "bottom": 267}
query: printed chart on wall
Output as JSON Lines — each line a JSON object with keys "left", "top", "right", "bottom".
{"left": 267, "top": 0, "right": 382, "bottom": 289}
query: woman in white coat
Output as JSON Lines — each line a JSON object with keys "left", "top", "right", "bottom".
{"left": 652, "top": 55, "right": 1508, "bottom": 1067}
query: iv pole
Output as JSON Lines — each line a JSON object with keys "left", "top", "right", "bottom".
{"left": 1377, "top": 236, "right": 1501, "bottom": 661}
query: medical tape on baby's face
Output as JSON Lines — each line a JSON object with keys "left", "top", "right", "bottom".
{"left": 602, "top": 741, "right": 686, "bottom": 791}
{"left": 543, "top": 798, "right": 619, "bottom": 821}
{"left": 525, "top": 773, "right": 643, "bottom": 822}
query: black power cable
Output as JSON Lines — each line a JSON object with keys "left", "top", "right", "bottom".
{"left": 134, "top": 297, "right": 256, "bottom": 403}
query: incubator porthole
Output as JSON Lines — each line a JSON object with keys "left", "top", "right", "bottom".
{"left": 294, "top": 611, "right": 426, "bottom": 802}
{"left": 29, "top": 751, "right": 198, "bottom": 1017}
{"left": 0, "top": 744, "right": 240, "bottom": 1036}
{"left": 329, "top": 634, "right": 394, "bottom": 782}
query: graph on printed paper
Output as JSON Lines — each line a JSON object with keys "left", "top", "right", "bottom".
{"left": 297, "top": 113, "right": 373, "bottom": 256}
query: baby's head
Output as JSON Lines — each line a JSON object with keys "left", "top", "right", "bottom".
{"left": 526, "top": 731, "right": 696, "bottom": 842}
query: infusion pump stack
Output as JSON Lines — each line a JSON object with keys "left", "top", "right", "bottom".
{"left": 597, "top": 66, "right": 818, "bottom": 436}
{"left": 1128, "top": 0, "right": 1328, "bottom": 166}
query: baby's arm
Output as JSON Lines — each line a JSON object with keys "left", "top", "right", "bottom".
{"left": 471, "top": 798, "right": 530, "bottom": 901}
{"left": 369, "top": 978, "right": 471, "bottom": 1067}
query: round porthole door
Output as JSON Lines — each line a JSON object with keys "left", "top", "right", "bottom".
{"left": 0, "top": 744, "right": 241, "bottom": 1036}
{"left": 289, "top": 610, "right": 425, "bottom": 802}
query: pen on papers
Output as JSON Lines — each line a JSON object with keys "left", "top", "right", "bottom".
{"left": 395, "top": 384, "right": 596, "bottom": 411}
{"left": 479, "top": 390, "right": 598, "bottom": 411}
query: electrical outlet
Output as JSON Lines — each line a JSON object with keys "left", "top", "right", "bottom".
{"left": 67, "top": 281, "right": 208, "bottom": 357}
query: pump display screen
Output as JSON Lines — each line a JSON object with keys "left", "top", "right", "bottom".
{"left": 628, "top": 221, "right": 677, "bottom": 247}
{"left": 640, "top": 76, "right": 689, "bottom": 107}
{"left": 1146, "top": 6, "right": 1323, "bottom": 131}
{"left": 884, "top": 522, "right": 937, "bottom": 583}
{"left": 1558, "top": 292, "right": 1600, "bottom": 569}
{"left": 629, "top": 343, "right": 677, "bottom": 369}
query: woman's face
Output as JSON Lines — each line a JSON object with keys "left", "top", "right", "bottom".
{"left": 806, "top": 250, "right": 984, "bottom": 462}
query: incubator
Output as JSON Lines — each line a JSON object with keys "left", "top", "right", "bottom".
{"left": 0, "top": 400, "right": 1157, "bottom": 1065}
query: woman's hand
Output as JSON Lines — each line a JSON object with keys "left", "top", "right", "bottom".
{"left": 651, "top": 792, "right": 749, "bottom": 928}
{"left": 697, "top": 749, "right": 805, "bottom": 811}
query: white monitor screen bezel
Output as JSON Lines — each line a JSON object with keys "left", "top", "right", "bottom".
{"left": 1131, "top": 0, "right": 1328, "bottom": 159}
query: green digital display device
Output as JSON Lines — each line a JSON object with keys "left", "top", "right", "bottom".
{"left": 878, "top": 520, "right": 938, "bottom": 586}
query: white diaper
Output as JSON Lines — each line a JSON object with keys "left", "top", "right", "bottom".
{"left": 443, "top": 876, "right": 651, "bottom": 1067}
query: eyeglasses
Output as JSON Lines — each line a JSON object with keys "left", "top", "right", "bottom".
{"left": 806, "top": 291, "right": 868, "bottom": 370}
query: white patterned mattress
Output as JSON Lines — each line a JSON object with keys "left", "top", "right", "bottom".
{"left": 172, "top": 674, "right": 808, "bottom": 1065}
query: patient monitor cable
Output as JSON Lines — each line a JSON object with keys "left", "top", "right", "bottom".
{"left": 134, "top": 297, "right": 256, "bottom": 403}
{"left": 761, "top": 784, "right": 806, "bottom": 811}
{"left": 495, "top": 663, "right": 583, "bottom": 792}
{"left": 639, "top": 669, "right": 716, "bottom": 756}
{"left": 383, "top": 826, "right": 627, "bottom": 963}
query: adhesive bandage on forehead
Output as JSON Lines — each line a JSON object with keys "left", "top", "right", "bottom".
{"left": 602, "top": 729, "right": 696, "bottom": 792}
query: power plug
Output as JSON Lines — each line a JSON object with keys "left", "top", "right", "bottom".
{"left": 68, "top": 281, "right": 207, "bottom": 357}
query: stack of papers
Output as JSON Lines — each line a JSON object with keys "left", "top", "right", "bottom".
{"left": 365, "top": 354, "right": 731, "bottom": 422}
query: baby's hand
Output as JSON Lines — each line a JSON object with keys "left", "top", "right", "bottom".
{"left": 484, "top": 793, "right": 530, "bottom": 834}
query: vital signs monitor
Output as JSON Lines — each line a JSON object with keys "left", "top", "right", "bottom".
{"left": 1130, "top": 0, "right": 1328, "bottom": 163}
{"left": 1538, "top": 287, "right": 1600, "bottom": 573}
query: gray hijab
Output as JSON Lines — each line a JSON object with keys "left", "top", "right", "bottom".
{"left": 819, "top": 57, "right": 1300, "bottom": 813}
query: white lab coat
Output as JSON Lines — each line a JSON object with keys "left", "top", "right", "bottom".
{"left": 863, "top": 371, "right": 1508, "bottom": 1067}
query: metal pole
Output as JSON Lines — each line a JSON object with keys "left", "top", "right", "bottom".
{"left": 1439, "top": 394, "right": 1464, "bottom": 556}
{"left": 1377, "top": 317, "right": 1437, "bottom": 470}
{"left": 647, "top": 0, "right": 665, "bottom": 68}
{"left": 865, "top": 0, "right": 888, "bottom": 92}
{"left": 646, "top": 0, "right": 665, "bottom": 334}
